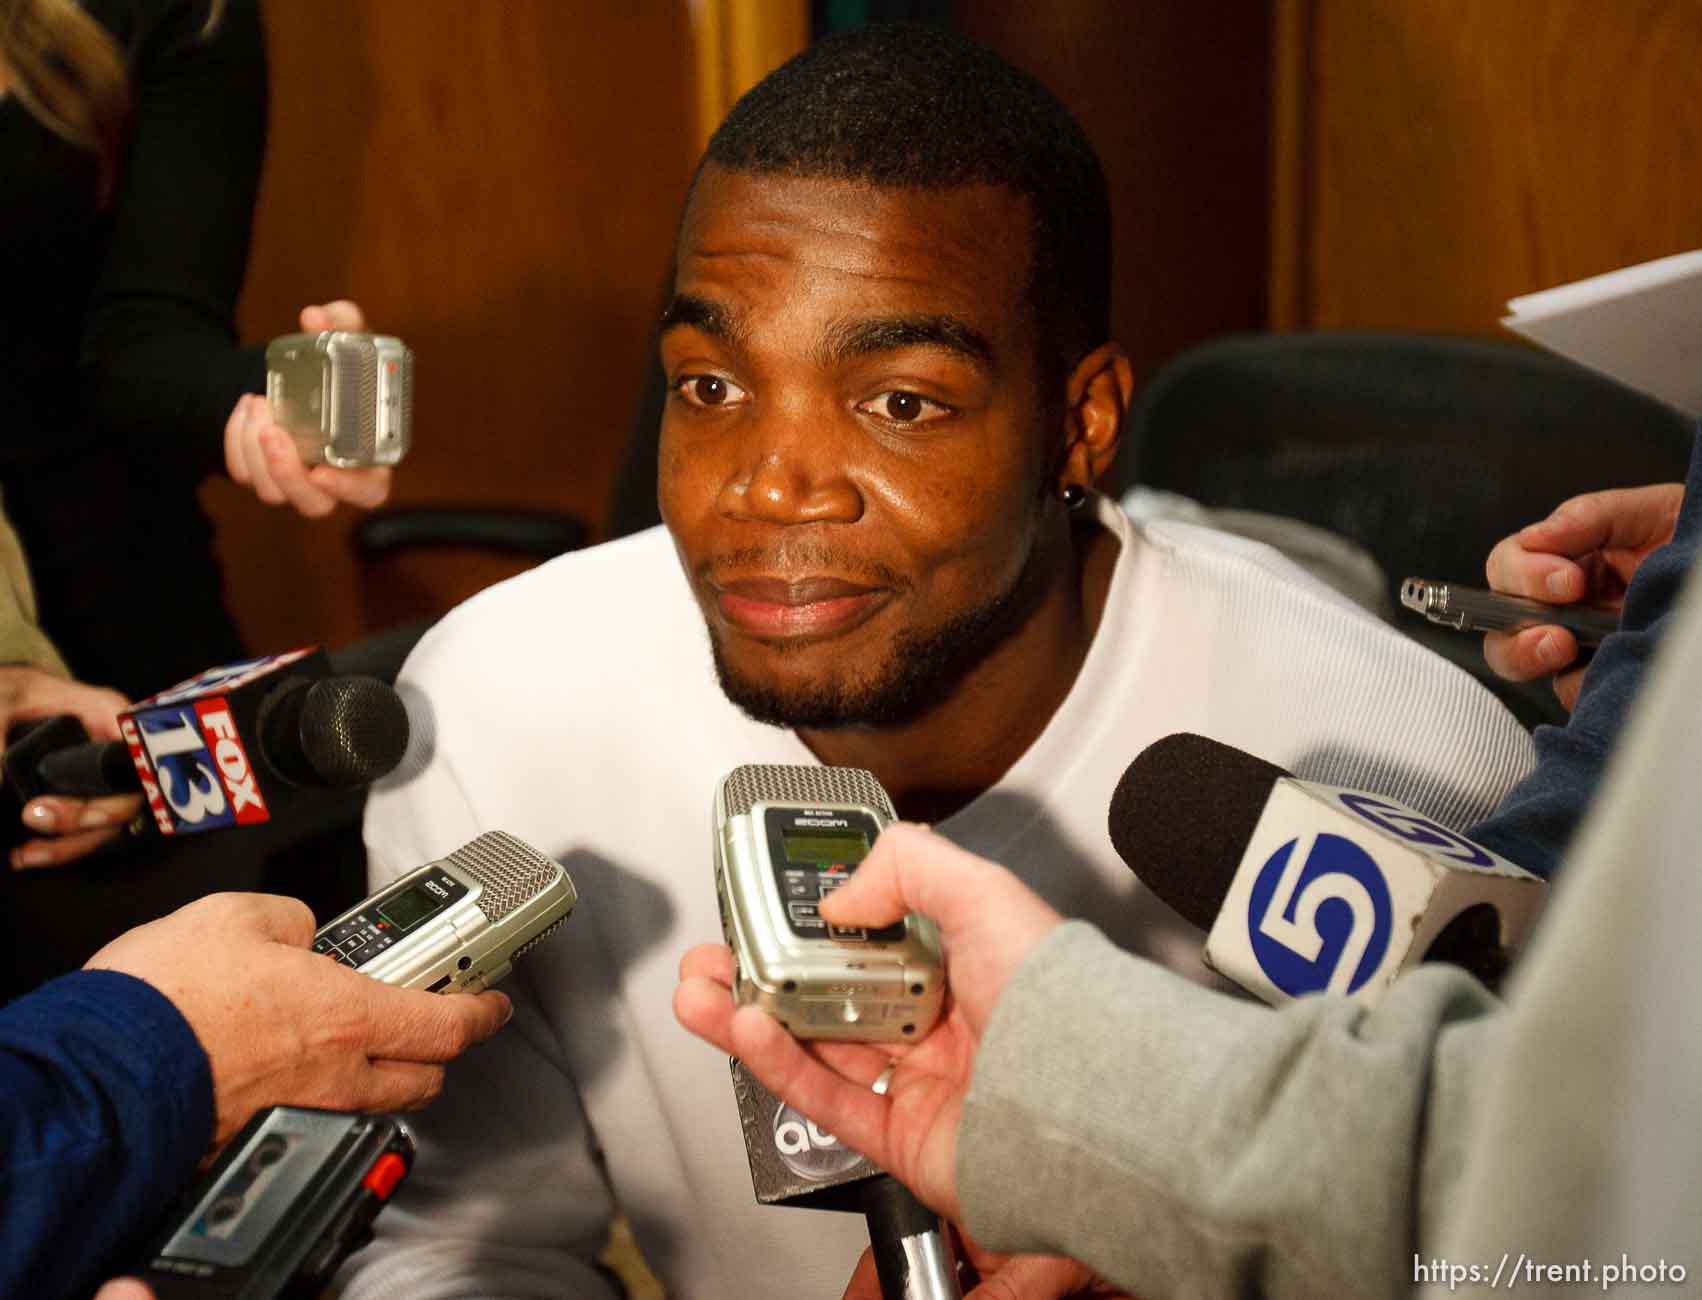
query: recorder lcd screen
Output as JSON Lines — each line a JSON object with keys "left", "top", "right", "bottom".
{"left": 782, "top": 832, "right": 870, "bottom": 867}
{"left": 377, "top": 885, "right": 442, "bottom": 932}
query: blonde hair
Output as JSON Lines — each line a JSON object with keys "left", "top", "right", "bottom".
{"left": 0, "top": 0, "right": 226, "bottom": 205}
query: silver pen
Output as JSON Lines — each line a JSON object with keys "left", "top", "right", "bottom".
{"left": 1400, "top": 577, "right": 1620, "bottom": 646}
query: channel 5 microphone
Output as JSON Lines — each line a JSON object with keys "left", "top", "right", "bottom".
{"left": 1108, "top": 734, "right": 1548, "bottom": 1005}
{"left": 8, "top": 648, "right": 407, "bottom": 836}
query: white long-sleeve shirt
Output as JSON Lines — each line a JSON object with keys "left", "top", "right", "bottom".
{"left": 341, "top": 496, "right": 1535, "bottom": 1300}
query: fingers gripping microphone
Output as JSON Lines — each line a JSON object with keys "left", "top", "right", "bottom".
{"left": 1109, "top": 734, "right": 1548, "bottom": 1005}
{"left": 20, "top": 649, "right": 408, "bottom": 835}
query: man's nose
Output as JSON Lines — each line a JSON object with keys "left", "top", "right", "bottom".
{"left": 717, "top": 410, "right": 862, "bottom": 526}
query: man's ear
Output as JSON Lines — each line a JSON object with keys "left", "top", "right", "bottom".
{"left": 1058, "top": 343, "right": 1133, "bottom": 493}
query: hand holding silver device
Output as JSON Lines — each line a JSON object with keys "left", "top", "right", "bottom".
{"left": 715, "top": 765, "right": 960, "bottom": 1300}
{"left": 314, "top": 830, "right": 575, "bottom": 994}
{"left": 1400, "top": 576, "right": 1621, "bottom": 646}
{"left": 714, "top": 764, "right": 944, "bottom": 1042}
{"left": 266, "top": 331, "right": 413, "bottom": 468}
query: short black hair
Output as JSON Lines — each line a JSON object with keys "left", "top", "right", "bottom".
{"left": 698, "top": 22, "right": 1112, "bottom": 377}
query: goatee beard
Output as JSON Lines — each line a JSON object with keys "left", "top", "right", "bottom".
{"left": 709, "top": 540, "right": 1050, "bottom": 731}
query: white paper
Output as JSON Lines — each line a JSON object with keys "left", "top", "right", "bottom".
{"left": 1502, "top": 250, "right": 1702, "bottom": 418}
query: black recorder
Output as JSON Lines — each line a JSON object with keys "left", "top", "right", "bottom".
{"left": 138, "top": 1107, "right": 413, "bottom": 1298}
{"left": 714, "top": 764, "right": 943, "bottom": 1042}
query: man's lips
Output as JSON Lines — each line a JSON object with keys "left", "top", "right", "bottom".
{"left": 711, "top": 575, "right": 891, "bottom": 640}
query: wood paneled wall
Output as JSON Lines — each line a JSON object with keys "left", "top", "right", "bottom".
{"left": 216, "top": 1, "right": 698, "bottom": 653}
{"left": 956, "top": 2, "right": 1272, "bottom": 389}
{"left": 688, "top": 0, "right": 809, "bottom": 154}
{"left": 1272, "top": 0, "right": 1702, "bottom": 333}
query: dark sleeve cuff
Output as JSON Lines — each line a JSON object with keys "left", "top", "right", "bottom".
{"left": 180, "top": 341, "right": 268, "bottom": 479}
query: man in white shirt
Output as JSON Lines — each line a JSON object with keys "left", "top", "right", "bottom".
{"left": 343, "top": 24, "right": 1536, "bottom": 1300}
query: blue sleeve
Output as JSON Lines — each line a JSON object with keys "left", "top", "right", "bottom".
{"left": 1471, "top": 428, "right": 1702, "bottom": 877}
{"left": 0, "top": 970, "right": 214, "bottom": 1300}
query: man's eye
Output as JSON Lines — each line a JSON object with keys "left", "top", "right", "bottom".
{"left": 673, "top": 374, "right": 750, "bottom": 408}
{"left": 858, "top": 391, "right": 953, "bottom": 425}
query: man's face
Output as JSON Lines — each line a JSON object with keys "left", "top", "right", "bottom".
{"left": 658, "top": 166, "right": 1062, "bottom": 728}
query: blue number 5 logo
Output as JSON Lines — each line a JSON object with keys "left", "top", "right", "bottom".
{"left": 1247, "top": 833, "right": 1393, "bottom": 996}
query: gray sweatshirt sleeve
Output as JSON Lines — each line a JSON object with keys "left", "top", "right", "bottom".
{"left": 957, "top": 922, "right": 1501, "bottom": 1300}
{"left": 1424, "top": 567, "right": 1702, "bottom": 1300}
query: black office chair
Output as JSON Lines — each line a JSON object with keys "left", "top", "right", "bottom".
{"left": 1110, "top": 331, "right": 1696, "bottom": 728}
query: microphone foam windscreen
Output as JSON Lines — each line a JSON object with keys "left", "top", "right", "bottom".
{"left": 1107, "top": 733, "right": 1290, "bottom": 930}
{"left": 300, "top": 676, "right": 410, "bottom": 787}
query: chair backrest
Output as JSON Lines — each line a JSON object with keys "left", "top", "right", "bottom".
{"left": 1111, "top": 331, "right": 1696, "bottom": 729}
{"left": 1114, "top": 331, "right": 1695, "bottom": 593}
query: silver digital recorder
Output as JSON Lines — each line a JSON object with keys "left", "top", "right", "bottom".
{"left": 314, "top": 831, "right": 575, "bottom": 993}
{"left": 714, "top": 765, "right": 944, "bottom": 1042}
{"left": 265, "top": 330, "right": 413, "bottom": 468}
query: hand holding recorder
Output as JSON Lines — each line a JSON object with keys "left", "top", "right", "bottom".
{"left": 678, "top": 821, "right": 1062, "bottom": 1226}
{"left": 681, "top": 823, "right": 1130, "bottom": 1300}
{"left": 85, "top": 891, "right": 513, "bottom": 1149}
{"left": 1481, "top": 481, "right": 1683, "bottom": 709}
{"left": 72, "top": 828, "right": 570, "bottom": 1299}
{"left": 709, "top": 766, "right": 964, "bottom": 1300}
{"left": 225, "top": 300, "right": 397, "bottom": 518}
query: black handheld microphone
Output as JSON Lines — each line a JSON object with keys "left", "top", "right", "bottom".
{"left": 727, "top": 1060, "right": 959, "bottom": 1299}
{"left": 863, "top": 1171, "right": 960, "bottom": 1300}
{"left": 7, "top": 648, "right": 407, "bottom": 836}
{"left": 37, "top": 674, "right": 405, "bottom": 797}
{"left": 32, "top": 739, "right": 136, "bottom": 797}
{"left": 1108, "top": 734, "right": 1548, "bottom": 1004}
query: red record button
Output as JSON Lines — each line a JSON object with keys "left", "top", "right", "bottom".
{"left": 363, "top": 1152, "right": 409, "bottom": 1200}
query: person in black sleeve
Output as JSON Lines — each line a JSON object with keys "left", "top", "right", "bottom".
{"left": 0, "top": 0, "right": 391, "bottom": 700}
